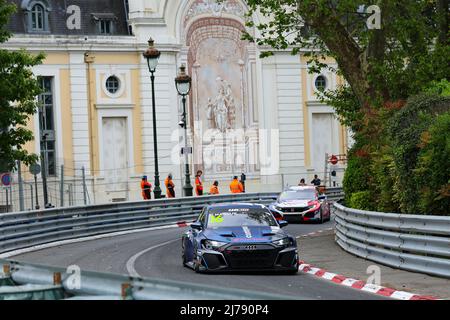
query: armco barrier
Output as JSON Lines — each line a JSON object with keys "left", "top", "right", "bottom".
{"left": 0, "top": 259, "right": 294, "bottom": 300}
{"left": 0, "top": 189, "right": 343, "bottom": 300}
{"left": 333, "top": 202, "right": 450, "bottom": 278}
{"left": 0, "top": 188, "right": 343, "bottom": 255}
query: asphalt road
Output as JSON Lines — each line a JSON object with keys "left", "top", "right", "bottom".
{"left": 11, "top": 219, "right": 386, "bottom": 300}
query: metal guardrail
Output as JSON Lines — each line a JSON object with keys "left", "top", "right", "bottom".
{"left": 0, "top": 260, "right": 296, "bottom": 300}
{"left": 0, "top": 188, "right": 343, "bottom": 300}
{"left": 333, "top": 202, "right": 450, "bottom": 278}
{"left": 0, "top": 188, "right": 343, "bottom": 256}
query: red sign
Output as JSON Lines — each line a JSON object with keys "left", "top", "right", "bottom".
{"left": 329, "top": 155, "right": 339, "bottom": 165}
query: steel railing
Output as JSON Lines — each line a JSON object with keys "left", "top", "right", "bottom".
{"left": 0, "top": 189, "right": 345, "bottom": 300}
{"left": 333, "top": 202, "right": 450, "bottom": 278}
{"left": 0, "top": 259, "right": 296, "bottom": 300}
{"left": 0, "top": 188, "right": 343, "bottom": 256}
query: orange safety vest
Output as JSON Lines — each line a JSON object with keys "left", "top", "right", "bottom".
{"left": 209, "top": 185, "right": 219, "bottom": 195}
{"left": 141, "top": 180, "right": 152, "bottom": 200}
{"left": 165, "top": 178, "right": 175, "bottom": 198}
{"left": 229, "top": 179, "right": 244, "bottom": 194}
{"left": 195, "top": 176, "right": 203, "bottom": 195}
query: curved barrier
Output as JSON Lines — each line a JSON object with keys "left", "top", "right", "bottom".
{"left": 0, "top": 189, "right": 344, "bottom": 300}
{"left": 0, "top": 188, "right": 343, "bottom": 256}
{"left": 0, "top": 259, "right": 294, "bottom": 300}
{"left": 0, "top": 192, "right": 275, "bottom": 255}
{"left": 333, "top": 202, "right": 450, "bottom": 278}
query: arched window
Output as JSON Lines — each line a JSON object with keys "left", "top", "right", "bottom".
{"left": 22, "top": 0, "right": 51, "bottom": 33}
{"left": 31, "top": 4, "right": 44, "bottom": 30}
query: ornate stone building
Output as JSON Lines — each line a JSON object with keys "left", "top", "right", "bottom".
{"left": 2, "top": 0, "right": 351, "bottom": 208}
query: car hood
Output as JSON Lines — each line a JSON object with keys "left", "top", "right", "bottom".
{"left": 275, "top": 199, "right": 312, "bottom": 208}
{"left": 203, "top": 226, "right": 287, "bottom": 243}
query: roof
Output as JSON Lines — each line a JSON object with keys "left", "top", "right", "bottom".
{"left": 286, "top": 186, "right": 317, "bottom": 192}
{"left": 207, "top": 203, "right": 266, "bottom": 209}
{"left": 6, "top": 0, "right": 130, "bottom": 36}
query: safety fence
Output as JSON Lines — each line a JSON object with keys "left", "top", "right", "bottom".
{"left": 0, "top": 260, "right": 293, "bottom": 300}
{"left": 333, "top": 202, "right": 450, "bottom": 278}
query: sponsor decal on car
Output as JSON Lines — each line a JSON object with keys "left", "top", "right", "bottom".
{"left": 231, "top": 238, "right": 266, "bottom": 242}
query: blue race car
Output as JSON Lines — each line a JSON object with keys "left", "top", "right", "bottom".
{"left": 181, "top": 203, "right": 299, "bottom": 274}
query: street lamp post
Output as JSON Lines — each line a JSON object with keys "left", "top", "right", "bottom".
{"left": 143, "top": 38, "right": 162, "bottom": 199}
{"left": 175, "top": 64, "right": 193, "bottom": 197}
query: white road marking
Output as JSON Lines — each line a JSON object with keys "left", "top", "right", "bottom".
{"left": 0, "top": 224, "right": 183, "bottom": 259}
{"left": 126, "top": 238, "right": 180, "bottom": 278}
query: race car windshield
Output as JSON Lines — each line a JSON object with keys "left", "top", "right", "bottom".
{"left": 206, "top": 209, "right": 278, "bottom": 228}
{"left": 279, "top": 191, "right": 316, "bottom": 201}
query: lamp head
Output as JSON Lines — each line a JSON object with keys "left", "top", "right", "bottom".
{"left": 143, "top": 37, "right": 161, "bottom": 72}
{"left": 175, "top": 64, "right": 192, "bottom": 96}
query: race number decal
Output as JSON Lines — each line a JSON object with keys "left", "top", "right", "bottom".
{"left": 210, "top": 214, "right": 224, "bottom": 224}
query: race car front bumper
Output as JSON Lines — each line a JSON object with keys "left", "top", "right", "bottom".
{"left": 280, "top": 209, "right": 321, "bottom": 222}
{"left": 195, "top": 243, "right": 298, "bottom": 272}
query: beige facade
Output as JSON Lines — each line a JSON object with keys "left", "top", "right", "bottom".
{"left": 2, "top": 0, "right": 351, "bottom": 210}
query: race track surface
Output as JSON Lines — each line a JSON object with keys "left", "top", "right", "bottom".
{"left": 11, "top": 219, "right": 387, "bottom": 300}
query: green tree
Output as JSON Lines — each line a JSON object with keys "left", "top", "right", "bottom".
{"left": 242, "top": 0, "right": 450, "bottom": 214}
{"left": 244, "top": 0, "right": 449, "bottom": 114}
{"left": 0, "top": 0, "right": 44, "bottom": 171}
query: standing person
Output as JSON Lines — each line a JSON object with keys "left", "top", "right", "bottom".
{"left": 140, "top": 176, "right": 152, "bottom": 200}
{"left": 298, "top": 178, "right": 306, "bottom": 186}
{"left": 195, "top": 170, "right": 204, "bottom": 196}
{"left": 230, "top": 176, "right": 244, "bottom": 194}
{"left": 311, "top": 175, "right": 322, "bottom": 186}
{"left": 209, "top": 181, "right": 219, "bottom": 195}
{"left": 165, "top": 173, "right": 176, "bottom": 198}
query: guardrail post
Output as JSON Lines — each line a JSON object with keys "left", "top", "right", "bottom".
{"left": 60, "top": 165, "right": 64, "bottom": 208}
{"left": 18, "top": 160, "right": 25, "bottom": 212}
{"left": 82, "top": 167, "right": 87, "bottom": 206}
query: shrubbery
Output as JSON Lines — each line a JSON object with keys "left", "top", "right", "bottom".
{"left": 343, "top": 93, "right": 450, "bottom": 215}
{"left": 348, "top": 191, "right": 374, "bottom": 211}
{"left": 342, "top": 141, "right": 370, "bottom": 206}
{"left": 415, "top": 112, "right": 450, "bottom": 215}
{"left": 387, "top": 94, "right": 449, "bottom": 213}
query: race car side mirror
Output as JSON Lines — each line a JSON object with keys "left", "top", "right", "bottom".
{"left": 191, "top": 222, "right": 203, "bottom": 230}
{"left": 278, "top": 220, "right": 288, "bottom": 228}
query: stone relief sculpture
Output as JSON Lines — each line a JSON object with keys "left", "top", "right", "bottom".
{"left": 215, "top": 93, "right": 228, "bottom": 132}
{"left": 205, "top": 77, "right": 238, "bottom": 132}
{"left": 185, "top": 1, "right": 259, "bottom": 175}
{"left": 184, "top": 0, "right": 245, "bottom": 26}
{"left": 224, "top": 82, "right": 236, "bottom": 128}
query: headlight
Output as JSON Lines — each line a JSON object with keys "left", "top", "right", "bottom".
{"left": 275, "top": 206, "right": 283, "bottom": 211}
{"left": 307, "top": 203, "right": 320, "bottom": 212}
{"left": 272, "top": 238, "right": 291, "bottom": 247}
{"left": 203, "top": 240, "right": 227, "bottom": 250}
